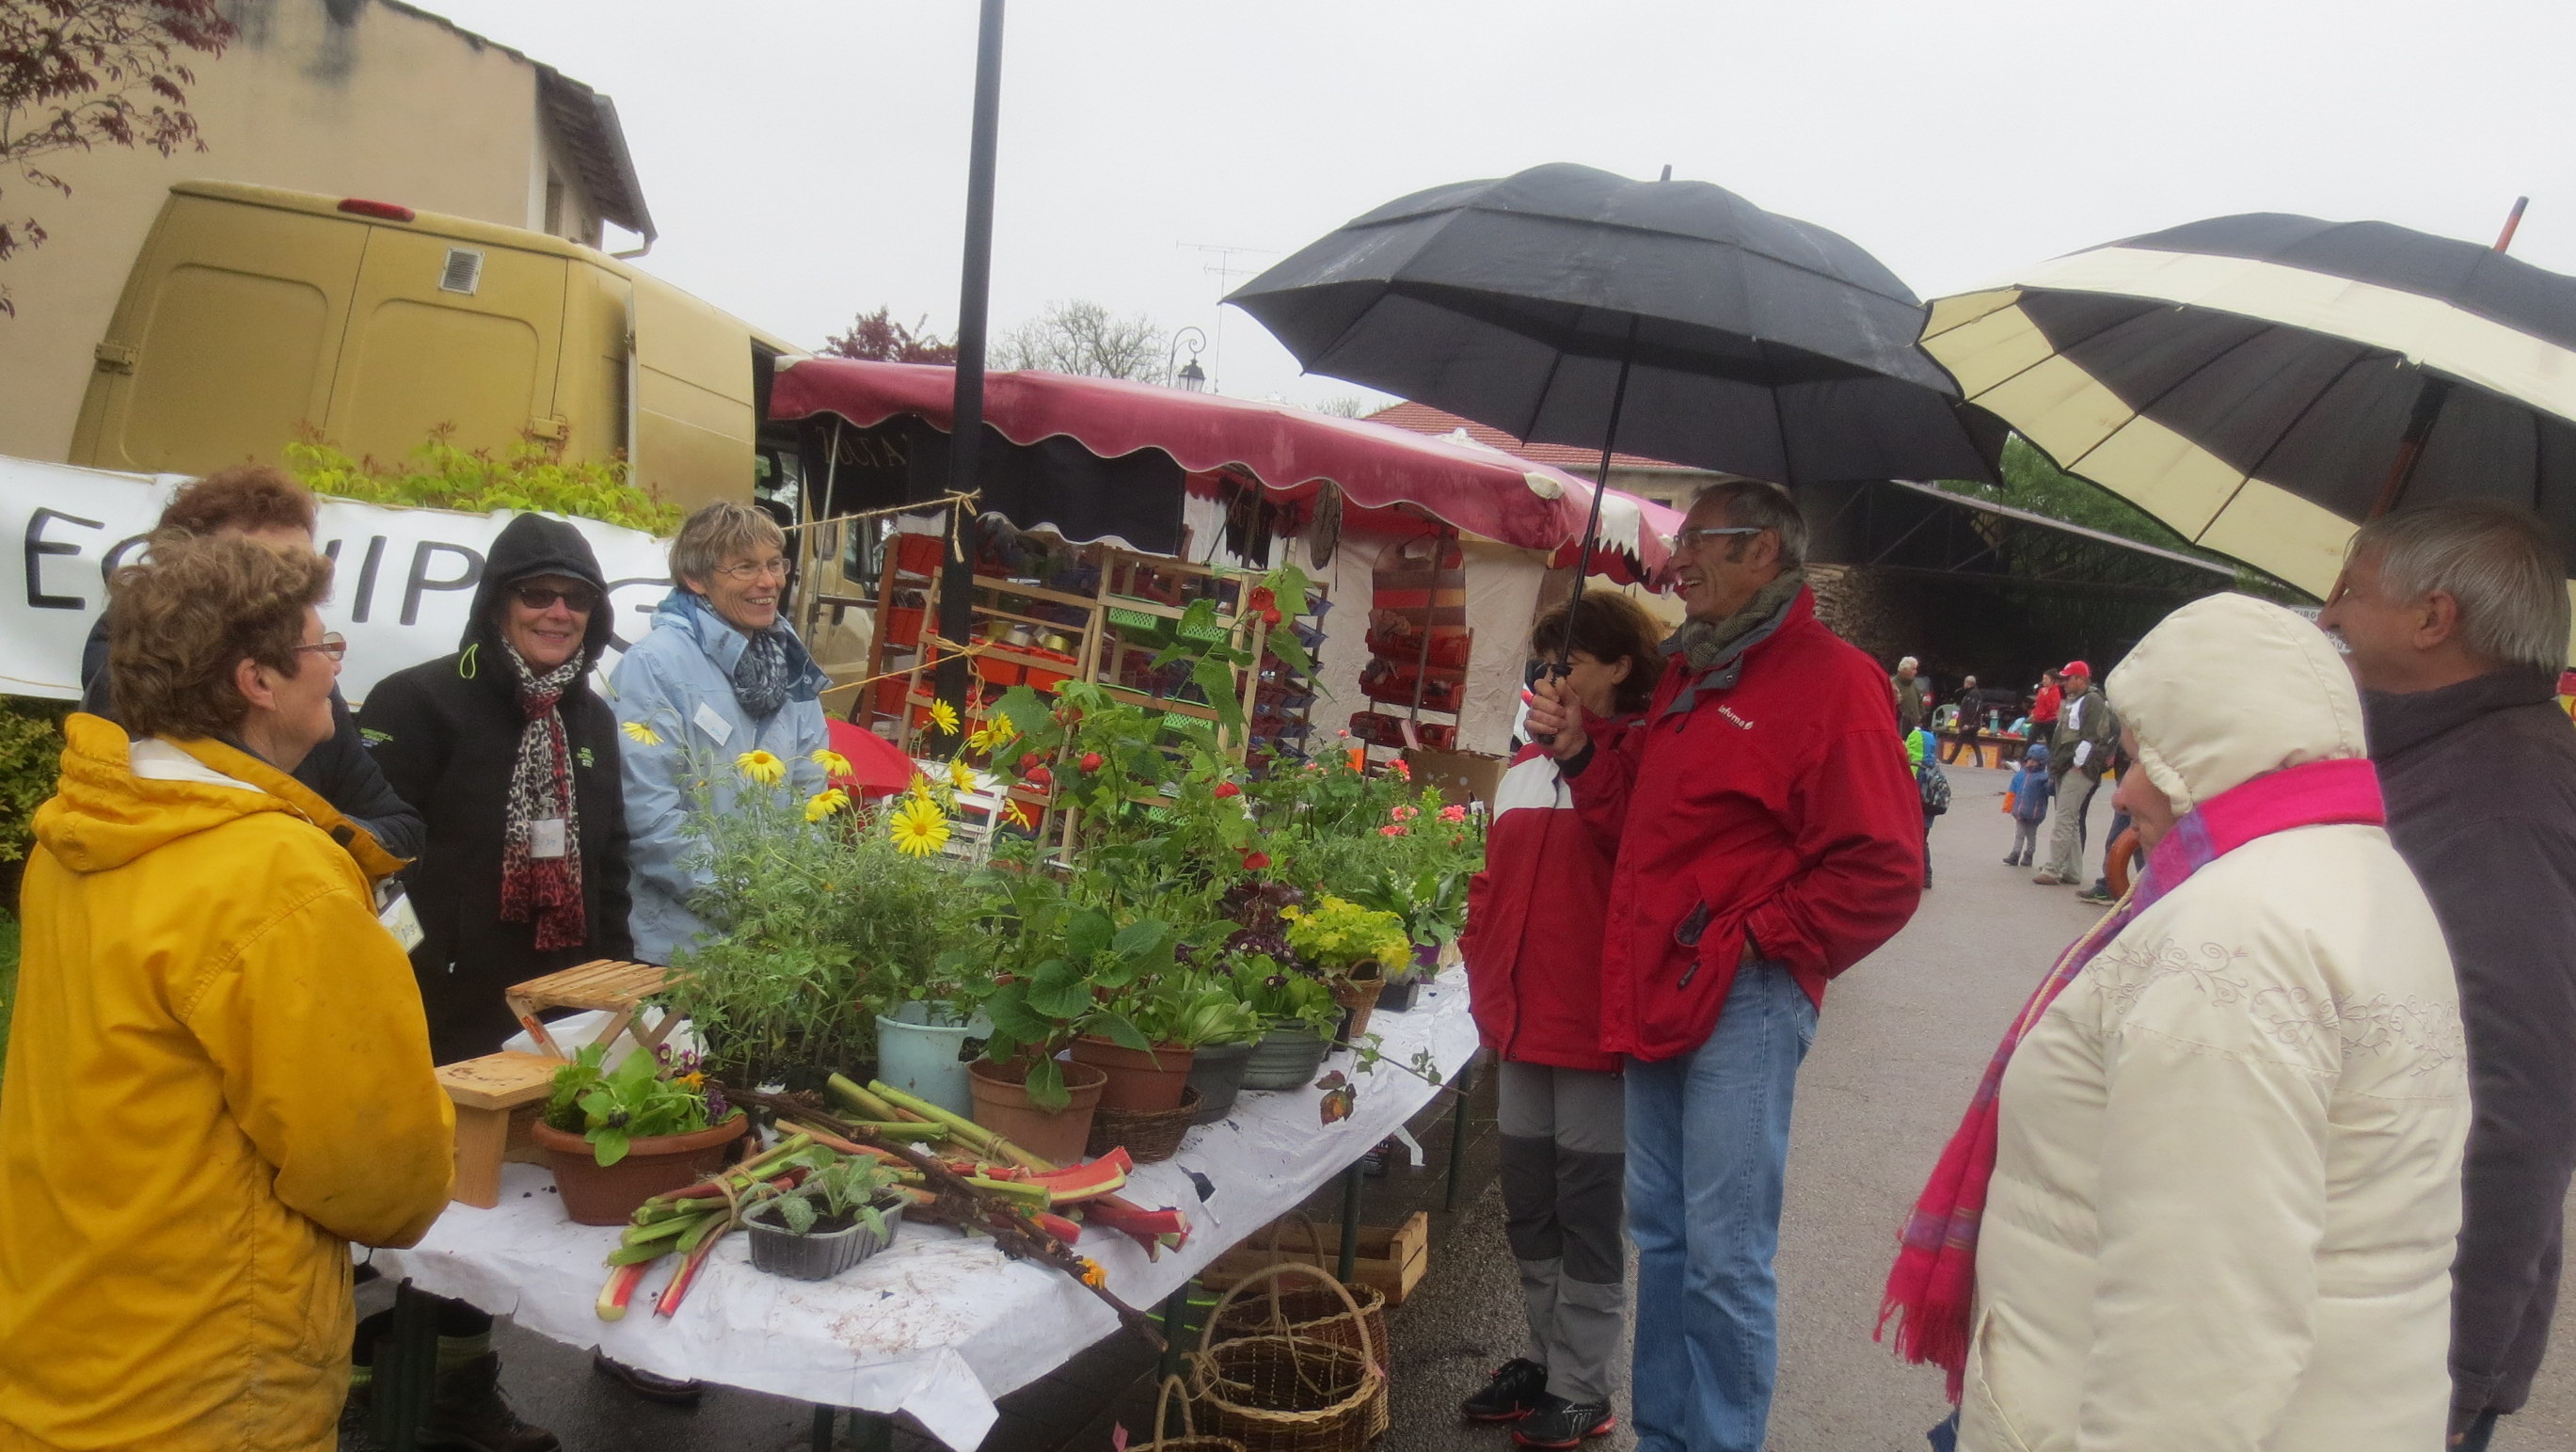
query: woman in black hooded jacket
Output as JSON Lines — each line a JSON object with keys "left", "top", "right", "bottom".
{"left": 357, "top": 512, "right": 635, "bottom": 1066}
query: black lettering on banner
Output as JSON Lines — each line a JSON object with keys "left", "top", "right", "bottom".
{"left": 321, "top": 537, "right": 342, "bottom": 564}
{"left": 602, "top": 575, "right": 671, "bottom": 654}
{"left": 25, "top": 507, "right": 102, "bottom": 609}
{"left": 101, "top": 532, "right": 151, "bottom": 582}
{"left": 350, "top": 536, "right": 388, "bottom": 624}
{"left": 400, "top": 541, "right": 483, "bottom": 626}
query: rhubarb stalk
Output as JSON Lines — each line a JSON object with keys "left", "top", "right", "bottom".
{"left": 596, "top": 1261, "right": 651, "bottom": 1320}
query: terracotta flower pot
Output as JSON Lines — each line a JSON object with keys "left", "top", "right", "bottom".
{"left": 1068, "top": 1035, "right": 1197, "bottom": 1112}
{"left": 967, "top": 1059, "right": 1107, "bottom": 1166}
{"left": 532, "top": 1112, "right": 749, "bottom": 1226}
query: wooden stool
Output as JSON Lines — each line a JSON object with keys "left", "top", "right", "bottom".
{"left": 501, "top": 959, "right": 676, "bottom": 1062}
{"left": 436, "top": 1052, "right": 560, "bottom": 1208}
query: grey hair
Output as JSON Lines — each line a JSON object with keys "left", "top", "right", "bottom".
{"left": 1897, "top": 656, "right": 1919, "bottom": 671}
{"left": 2347, "top": 502, "right": 2569, "bottom": 672}
{"left": 1690, "top": 477, "right": 1807, "bottom": 567}
{"left": 672, "top": 501, "right": 787, "bottom": 587}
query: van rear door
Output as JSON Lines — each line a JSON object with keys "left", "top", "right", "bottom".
{"left": 71, "top": 193, "right": 363, "bottom": 472}
{"left": 325, "top": 227, "right": 569, "bottom": 464}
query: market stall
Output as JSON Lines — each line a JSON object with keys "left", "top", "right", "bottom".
{"left": 375, "top": 972, "right": 1478, "bottom": 1449}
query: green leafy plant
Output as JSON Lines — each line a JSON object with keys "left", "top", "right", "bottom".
{"left": 285, "top": 428, "right": 684, "bottom": 535}
{"left": 0, "top": 698, "right": 69, "bottom": 867}
{"left": 770, "top": 1149, "right": 903, "bottom": 1237}
{"left": 1282, "top": 895, "right": 1409, "bottom": 978}
{"left": 1129, "top": 972, "right": 1265, "bottom": 1048}
{"left": 954, "top": 890, "right": 1180, "bottom": 1110}
{"left": 545, "top": 1043, "right": 715, "bottom": 1167}
{"left": 1228, "top": 954, "right": 1339, "bottom": 1037}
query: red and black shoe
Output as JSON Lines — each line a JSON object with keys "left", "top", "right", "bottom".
{"left": 1460, "top": 1358, "right": 1549, "bottom": 1422}
{"left": 1511, "top": 1396, "right": 1615, "bottom": 1448}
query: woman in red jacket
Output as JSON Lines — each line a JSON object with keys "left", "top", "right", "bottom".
{"left": 1458, "top": 592, "right": 1666, "bottom": 1448}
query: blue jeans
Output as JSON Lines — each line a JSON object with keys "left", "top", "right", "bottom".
{"left": 1626, "top": 958, "right": 1819, "bottom": 1452}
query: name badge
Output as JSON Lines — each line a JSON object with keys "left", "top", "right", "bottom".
{"left": 532, "top": 818, "right": 568, "bottom": 858}
{"left": 692, "top": 700, "right": 733, "bottom": 745}
{"left": 378, "top": 887, "right": 425, "bottom": 953}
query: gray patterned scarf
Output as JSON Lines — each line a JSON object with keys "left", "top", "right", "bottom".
{"left": 731, "top": 629, "right": 792, "bottom": 721}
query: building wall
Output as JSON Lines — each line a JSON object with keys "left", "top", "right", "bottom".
{"left": 0, "top": 0, "right": 602, "bottom": 461}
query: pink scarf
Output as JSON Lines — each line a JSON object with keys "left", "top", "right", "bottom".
{"left": 1875, "top": 757, "right": 2386, "bottom": 1399}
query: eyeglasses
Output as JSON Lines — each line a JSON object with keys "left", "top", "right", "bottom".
{"left": 1667, "top": 525, "right": 1767, "bottom": 551}
{"left": 712, "top": 557, "right": 790, "bottom": 582}
{"left": 294, "top": 632, "right": 346, "bottom": 663}
{"left": 513, "top": 582, "right": 600, "bottom": 613}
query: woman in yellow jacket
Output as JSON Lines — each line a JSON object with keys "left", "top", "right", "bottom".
{"left": 0, "top": 535, "right": 454, "bottom": 1452}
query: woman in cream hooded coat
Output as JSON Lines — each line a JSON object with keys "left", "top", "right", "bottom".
{"left": 1956, "top": 594, "right": 2470, "bottom": 1452}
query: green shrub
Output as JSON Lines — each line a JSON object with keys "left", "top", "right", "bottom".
{"left": 285, "top": 430, "right": 684, "bottom": 535}
{"left": 0, "top": 912, "right": 16, "bottom": 1076}
{"left": 0, "top": 700, "right": 69, "bottom": 867}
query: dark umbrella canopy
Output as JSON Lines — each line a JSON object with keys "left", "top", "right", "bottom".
{"left": 1230, "top": 163, "right": 1996, "bottom": 486}
{"left": 1926, "top": 213, "right": 2576, "bottom": 598}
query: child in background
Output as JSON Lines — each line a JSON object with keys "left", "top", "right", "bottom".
{"left": 2004, "top": 742, "right": 2053, "bottom": 868}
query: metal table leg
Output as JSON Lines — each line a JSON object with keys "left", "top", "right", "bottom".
{"left": 1157, "top": 1281, "right": 1195, "bottom": 1381}
{"left": 811, "top": 1405, "right": 838, "bottom": 1452}
{"left": 1442, "top": 1057, "right": 1477, "bottom": 1212}
{"left": 1337, "top": 1161, "right": 1363, "bottom": 1284}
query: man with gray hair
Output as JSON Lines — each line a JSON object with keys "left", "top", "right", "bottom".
{"left": 2318, "top": 500, "right": 2576, "bottom": 1452}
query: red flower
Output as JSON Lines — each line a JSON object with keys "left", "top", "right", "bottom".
{"left": 1389, "top": 758, "right": 1411, "bottom": 780}
{"left": 1379, "top": 824, "right": 1408, "bottom": 838}
{"left": 1018, "top": 751, "right": 1043, "bottom": 773}
{"left": 1241, "top": 850, "right": 1272, "bottom": 871}
{"left": 1213, "top": 781, "right": 1242, "bottom": 799}
{"left": 1023, "top": 764, "right": 1053, "bottom": 790}
{"left": 1080, "top": 752, "right": 1105, "bottom": 773}
{"left": 1248, "top": 586, "right": 1276, "bottom": 614}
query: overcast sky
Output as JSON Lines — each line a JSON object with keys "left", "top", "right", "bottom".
{"left": 430, "top": 0, "right": 2576, "bottom": 412}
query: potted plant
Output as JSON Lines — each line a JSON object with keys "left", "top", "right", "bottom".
{"left": 743, "top": 1151, "right": 910, "bottom": 1281}
{"left": 1283, "top": 895, "right": 1411, "bottom": 1045}
{"left": 1232, "top": 957, "right": 1344, "bottom": 1091}
{"left": 1135, "top": 972, "right": 1266, "bottom": 1123}
{"left": 531, "top": 1044, "right": 747, "bottom": 1225}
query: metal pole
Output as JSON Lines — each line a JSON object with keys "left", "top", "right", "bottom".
{"left": 937, "top": 0, "right": 1008, "bottom": 721}
{"left": 1552, "top": 318, "right": 1642, "bottom": 667}
{"left": 1443, "top": 1057, "right": 1475, "bottom": 1211}
{"left": 2496, "top": 196, "right": 2531, "bottom": 253}
{"left": 1337, "top": 1161, "right": 1364, "bottom": 1284}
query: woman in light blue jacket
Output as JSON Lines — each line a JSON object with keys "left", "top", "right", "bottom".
{"left": 612, "top": 501, "right": 829, "bottom": 964}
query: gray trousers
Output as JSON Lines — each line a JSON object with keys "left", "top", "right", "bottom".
{"left": 2044, "top": 768, "right": 2101, "bottom": 880}
{"left": 1498, "top": 1060, "right": 1628, "bottom": 1404}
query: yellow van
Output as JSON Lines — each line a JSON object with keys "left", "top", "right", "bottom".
{"left": 68, "top": 181, "right": 791, "bottom": 513}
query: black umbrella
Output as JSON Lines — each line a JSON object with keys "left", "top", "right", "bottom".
{"left": 1230, "top": 163, "right": 1996, "bottom": 490}
{"left": 1923, "top": 212, "right": 2576, "bottom": 599}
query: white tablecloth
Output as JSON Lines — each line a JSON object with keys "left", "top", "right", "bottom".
{"left": 371, "top": 968, "right": 1480, "bottom": 1449}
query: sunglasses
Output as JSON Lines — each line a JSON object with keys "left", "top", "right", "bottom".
{"left": 293, "top": 632, "right": 346, "bottom": 663}
{"left": 513, "top": 582, "right": 600, "bottom": 612}
{"left": 1666, "top": 525, "right": 1767, "bottom": 551}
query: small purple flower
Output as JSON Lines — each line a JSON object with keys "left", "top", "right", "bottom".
{"left": 654, "top": 1044, "right": 673, "bottom": 1065}
{"left": 706, "top": 1084, "right": 728, "bottom": 1122}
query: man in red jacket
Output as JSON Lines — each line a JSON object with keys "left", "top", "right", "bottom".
{"left": 1526, "top": 479, "right": 1925, "bottom": 1452}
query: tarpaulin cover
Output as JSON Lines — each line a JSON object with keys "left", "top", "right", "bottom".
{"left": 370, "top": 970, "right": 1481, "bottom": 1449}
{"left": 771, "top": 358, "right": 1677, "bottom": 583}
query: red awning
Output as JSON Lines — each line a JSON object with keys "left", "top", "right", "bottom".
{"left": 770, "top": 357, "right": 1677, "bottom": 583}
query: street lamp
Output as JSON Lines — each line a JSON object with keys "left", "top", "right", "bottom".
{"left": 1168, "top": 327, "right": 1208, "bottom": 391}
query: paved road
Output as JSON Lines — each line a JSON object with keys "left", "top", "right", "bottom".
{"left": 1386, "top": 762, "right": 2576, "bottom": 1452}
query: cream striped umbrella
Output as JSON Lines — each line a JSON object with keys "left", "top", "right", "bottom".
{"left": 1923, "top": 214, "right": 2576, "bottom": 629}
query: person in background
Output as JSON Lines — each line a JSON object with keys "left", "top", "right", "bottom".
{"left": 1525, "top": 480, "right": 1923, "bottom": 1452}
{"left": 2026, "top": 669, "right": 2062, "bottom": 751}
{"left": 1939, "top": 675, "right": 1987, "bottom": 765}
{"left": 613, "top": 501, "right": 829, "bottom": 965}
{"left": 2033, "top": 662, "right": 2113, "bottom": 886}
{"left": 76, "top": 464, "right": 423, "bottom": 860}
{"left": 355, "top": 514, "right": 646, "bottom": 1445}
{"left": 2003, "top": 742, "right": 2051, "bottom": 869}
{"left": 2075, "top": 738, "right": 2134, "bottom": 906}
{"left": 2317, "top": 501, "right": 2576, "bottom": 1452}
{"left": 1893, "top": 655, "right": 1926, "bottom": 733}
{"left": 1460, "top": 593, "right": 1666, "bottom": 1448}
{"left": 1906, "top": 724, "right": 1944, "bottom": 888}
{"left": 1883, "top": 593, "right": 2466, "bottom": 1452}
{"left": 0, "top": 535, "right": 452, "bottom": 1452}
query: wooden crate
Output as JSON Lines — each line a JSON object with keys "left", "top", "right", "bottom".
{"left": 436, "top": 1051, "right": 560, "bottom": 1209}
{"left": 1200, "top": 1210, "right": 1431, "bottom": 1305}
{"left": 502, "top": 959, "right": 676, "bottom": 1062}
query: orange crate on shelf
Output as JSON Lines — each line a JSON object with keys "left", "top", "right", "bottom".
{"left": 892, "top": 532, "right": 945, "bottom": 576}
{"left": 883, "top": 604, "right": 926, "bottom": 648}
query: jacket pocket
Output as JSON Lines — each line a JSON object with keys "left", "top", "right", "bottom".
{"left": 1633, "top": 902, "right": 1745, "bottom": 1056}
{"left": 1963, "top": 1302, "right": 2040, "bottom": 1452}
{"left": 265, "top": 1219, "right": 355, "bottom": 1370}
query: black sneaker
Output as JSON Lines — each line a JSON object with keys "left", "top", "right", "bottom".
{"left": 337, "top": 1387, "right": 390, "bottom": 1452}
{"left": 593, "top": 1349, "right": 706, "bottom": 1407}
{"left": 2075, "top": 883, "right": 2114, "bottom": 904}
{"left": 1461, "top": 1358, "right": 1549, "bottom": 1422}
{"left": 417, "top": 1353, "right": 559, "bottom": 1452}
{"left": 1512, "top": 1396, "right": 1615, "bottom": 1447}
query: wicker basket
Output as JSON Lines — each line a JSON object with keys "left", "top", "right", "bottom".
{"left": 1142, "top": 1374, "right": 1245, "bottom": 1452}
{"left": 1205, "top": 1217, "right": 1390, "bottom": 1439}
{"left": 1086, "top": 1086, "right": 1203, "bottom": 1164}
{"left": 1189, "top": 1263, "right": 1384, "bottom": 1452}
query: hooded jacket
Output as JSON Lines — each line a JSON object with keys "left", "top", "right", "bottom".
{"left": 1961, "top": 595, "right": 2468, "bottom": 1452}
{"left": 79, "top": 614, "right": 424, "bottom": 861}
{"left": 1461, "top": 726, "right": 1637, "bottom": 1074}
{"left": 1565, "top": 586, "right": 1924, "bottom": 1060}
{"left": 609, "top": 588, "right": 829, "bottom": 965}
{"left": 354, "top": 514, "right": 633, "bottom": 1063}
{"left": 0, "top": 718, "right": 453, "bottom": 1452}
{"left": 2361, "top": 666, "right": 2576, "bottom": 1426}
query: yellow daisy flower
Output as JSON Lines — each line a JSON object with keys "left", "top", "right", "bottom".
{"left": 803, "top": 788, "right": 851, "bottom": 822}
{"left": 948, "top": 758, "right": 976, "bottom": 793}
{"left": 907, "top": 771, "right": 936, "bottom": 804}
{"left": 621, "top": 721, "right": 661, "bottom": 746}
{"left": 736, "top": 749, "right": 786, "bottom": 786}
{"left": 810, "top": 747, "right": 852, "bottom": 778}
{"left": 890, "top": 794, "right": 951, "bottom": 857}
{"left": 926, "top": 699, "right": 961, "bottom": 736}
